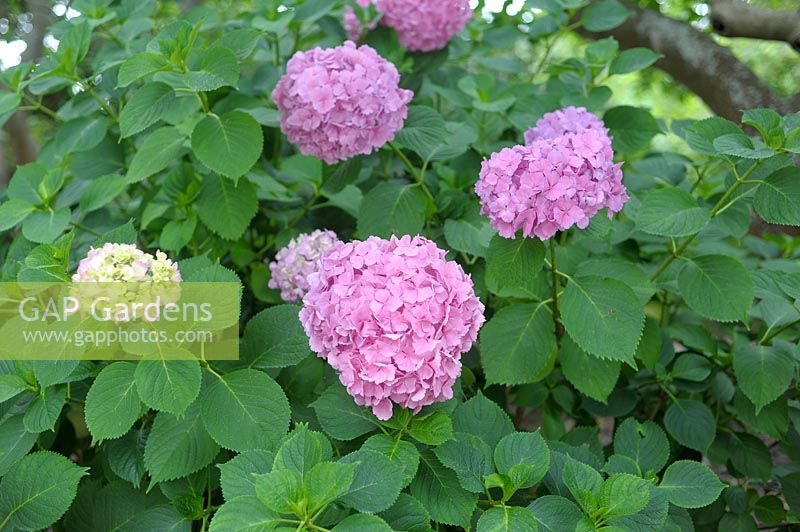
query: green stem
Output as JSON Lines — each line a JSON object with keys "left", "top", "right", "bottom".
{"left": 649, "top": 160, "right": 761, "bottom": 282}
{"left": 84, "top": 84, "right": 119, "bottom": 122}
{"left": 20, "top": 92, "right": 60, "bottom": 120}
{"left": 389, "top": 141, "right": 435, "bottom": 203}
{"left": 71, "top": 222, "right": 103, "bottom": 237}
{"left": 549, "top": 239, "right": 561, "bottom": 337}
{"left": 760, "top": 317, "right": 800, "bottom": 345}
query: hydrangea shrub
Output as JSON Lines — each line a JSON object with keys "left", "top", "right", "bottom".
{"left": 0, "top": 1, "right": 799, "bottom": 531}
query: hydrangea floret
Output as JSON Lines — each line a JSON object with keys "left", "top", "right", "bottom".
{"left": 268, "top": 229, "right": 340, "bottom": 302}
{"left": 374, "top": 0, "right": 473, "bottom": 52}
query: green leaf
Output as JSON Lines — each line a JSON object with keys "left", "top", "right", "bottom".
{"left": 333, "top": 514, "right": 393, "bottom": 532}
{"left": 528, "top": 495, "right": 583, "bottom": 532}
{"left": 126, "top": 126, "right": 186, "bottom": 183}
{"left": 85, "top": 362, "right": 142, "bottom": 442}
{"left": 219, "top": 450, "right": 275, "bottom": 501}
{"left": 485, "top": 235, "right": 546, "bottom": 294}
{"left": 201, "top": 369, "right": 291, "bottom": 452}
{"left": 754, "top": 167, "right": 800, "bottom": 226}
{"left": 599, "top": 474, "right": 651, "bottom": 517}
{"left": 134, "top": 360, "right": 201, "bottom": 416}
{"left": 254, "top": 468, "right": 303, "bottom": 514}
{"left": 476, "top": 506, "right": 539, "bottom": 532}
{"left": 659, "top": 460, "right": 724, "bottom": 508}
{"left": 120, "top": 82, "right": 176, "bottom": 138}
{"left": 305, "top": 461, "right": 358, "bottom": 512}
{"left": 480, "top": 302, "right": 556, "bottom": 385}
{"left": 0, "top": 92, "right": 21, "bottom": 128}
{"left": 581, "top": 0, "right": 631, "bottom": 31}
{"left": 609, "top": 48, "right": 662, "bottom": 75}
{"left": 0, "top": 451, "right": 87, "bottom": 530}
{"left": 677, "top": 254, "right": 754, "bottom": 322}
{"left": 394, "top": 106, "right": 448, "bottom": 158}
{"left": 181, "top": 46, "right": 239, "bottom": 91}
{"left": 273, "top": 426, "right": 332, "bottom": 478}
{"left": 671, "top": 353, "right": 712, "bottom": 382}
{"left": 0, "top": 374, "right": 28, "bottom": 402}
{"left": 79, "top": 174, "right": 127, "bottom": 214}
{"left": 339, "top": 449, "right": 405, "bottom": 513}
{"left": 636, "top": 187, "right": 710, "bottom": 236}
{"left": 105, "top": 429, "right": 147, "bottom": 488}
{"left": 191, "top": 111, "right": 263, "bottom": 180}
{"left": 209, "top": 496, "right": 281, "bottom": 532}
{"left": 379, "top": 493, "right": 431, "bottom": 532}
{"left": 144, "top": 401, "right": 220, "bottom": 484}
{"left": 159, "top": 214, "right": 197, "bottom": 252}
{"left": 733, "top": 341, "right": 795, "bottom": 413}
{"left": 0, "top": 416, "right": 38, "bottom": 476}
{"left": 357, "top": 181, "right": 427, "bottom": 239}
{"left": 605, "top": 484, "right": 668, "bottom": 530}
{"left": 311, "top": 384, "right": 378, "bottom": 440}
{"left": 243, "top": 305, "right": 311, "bottom": 368}
{"left": 603, "top": 106, "right": 660, "bottom": 153}
{"left": 685, "top": 117, "right": 742, "bottom": 154}
{"left": 742, "top": 108, "right": 783, "bottom": 145}
{"left": 362, "top": 435, "right": 420, "bottom": 488}
{"left": 407, "top": 411, "right": 453, "bottom": 446}
{"left": 561, "top": 455, "right": 603, "bottom": 513}
{"left": 713, "top": 133, "right": 773, "bottom": 159}
{"left": 23, "top": 384, "right": 66, "bottom": 433}
{"left": 663, "top": 399, "right": 715, "bottom": 453}
{"left": 434, "top": 432, "right": 494, "bottom": 493}
{"left": 0, "top": 199, "right": 35, "bottom": 231}
{"left": 444, "top": 211, "right": 494, "bottom": 258}
{"left": 118, "top": 52, "right": 173, "bottom": 87}
{"left": 561, "top": 276, "right": 644, "bottom": 363}
{"left": 494, "top": 431, "right": 550, "bottom": 489}
{"left": 560, "top": 336, "right": 620, "bottom": 403}
{"left": 613, "top": 418, "right": 669, "bottom": 475}
{"left": 410, "top": 451, "right": 477, "bottom": 529}
{"left": 217, "top": 29, "right": 262, "bottom": 60}
{"left": 452, "top": 393, "right": 514, "bottom": 448}
{"left": 21, "top": 208, "right": 71, "bottom": 244}
{"left": 196, "top": 174, "right": 258, "bottom": 240}
{"left": 49, "top": 116, "right": 108, "bottom": 157}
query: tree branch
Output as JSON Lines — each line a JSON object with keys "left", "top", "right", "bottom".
{"left": 578, "top": 2, "right": 799, "bottom": 122}
{"left": 709, "top": 0, "right": 800, "bottom": 53}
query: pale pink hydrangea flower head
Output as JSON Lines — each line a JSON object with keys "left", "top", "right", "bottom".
{"left": 374, "top": 0, "right": 473, "bottom": 52}
{"left": 268, "top": 229, "right": 340, "bottom": 302}
{"left": 271, "top": 41, "right": 413, "bottom": 164}
{"left": 475, "top": 106, "right": 628, "bottom": 240}
{"left": 343, "top": 1, "right": 378, "bottom": 41}
{"left": 300, "top": 235, "right": 485, "bottom": 420}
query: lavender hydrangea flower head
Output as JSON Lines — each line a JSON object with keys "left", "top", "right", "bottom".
{"left": 299, "top": 235, "right": 485, "bottom": 420}
{"left": 268, "top": 229, "right": 340, "bottom": 302}
{"left": 475, "top": 107, "right": 628, "bottom": 240}
{"left": 374, "top": 0, "right": 473, "bottom": 52}
{"left": 271, "top": 41, "right": 413, "bottom": 164}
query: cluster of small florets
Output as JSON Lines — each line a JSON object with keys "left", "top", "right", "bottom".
{"left": 475, "top": 107, "right": 628, "bottom": 240}
{"left": 299, "top": 235, "right": 485, "bottom": 420}
{"left": 271, "top": 41, "right": 413, "bottom": 164}
{"left": 343, "top": 0, "right": 376, "bottom": 40}
{"left": 374, "top": 0, "right": 473, "bottom": 52}
{"left": 268, "top": 230, "right": 340, "bottom": 302}
{"left": 70, "top": 243, "right": 182, "bottom": 321}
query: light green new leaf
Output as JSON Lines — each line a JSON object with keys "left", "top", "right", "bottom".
{"left": 677, "top": 254, "right": 754, "bottom": 322}
{"left": 599, "top": 474, "right": 651, "bottom": 517}
{"left": 0, "top": 199, "right": 35, "bottom": 231}
{"left": 561, "top": 456, "right": 603, "bottom": 514}
{"left": 0, "top": 451, "right": 87, "bottom": 531}
{"left": 242, "top": 305, "right": 310, "bottom": 369}
{"left": 273, "top": 425, "right": 332, "bottom": 478}
{"left": 663, "top": 399, "right": 715, "bottom": 453}
{"left": 434, "top": 432, "right": 494, "bottom": 493}
{"left": 480, "top": 302, "right": 556, "bottom": 385}
{"left": 0, "top": 374, "right": 28, "bottom": 402}
{"left": 357, "top": 181, "right": 427, "bottom": 239}
{"left": 201, "top": 369, "right": 291, "bottom": 452}
{"left": 254, "top": 468, "right": 303, "bottom": 514}
{"left": 126, "top": 126, "right": 186, "bottom": 183}
{"left": 476, "top": 506, "right": 539, "bottom": 532}
{"left": 636, "top": 187, "right": 710, "bottom": 237}
{"left": 120, "top": 82, "right": 176, "bottom": 138}
{"left": 561, "top": 276, "right": 644, "bottom": 363}
{"left": 734, "top": 341, "right": 796, "bottom": 413}
{"left": 191, "top": 111, "right": 263, "bottom": 180}
{"left": 305, "top": 461, "right": 357, "bottom": 512}
{"left": 144, "top": 401, "right": 220, "bottom": 484}
{"left": 659, "top": 460, "right": 724, "bottom": 508}
{"left": 407, "top": 411, "right": 453, "bottom": 446}
{"left": 134, "top": 359, "right": 201, "bottom": 416}
{"left": 181, "top": 46, "right": 239, "bottom": 91}
{"left": 117, "top": 52, "right": 172, "bottom": 87}
{"left": 362, "top": 435, "right": 420, "bottom": 488}
{"left": 754, "top": 167, "right": 800, "bottom": 226}
{"left": 85, "top": 361, "right": 142, "bottom": 442}
{"left": 196, "top": 174, "right": 258, "bottom": 240}
{"left": 218, "top": 450, "right": 275, "bottom": 501}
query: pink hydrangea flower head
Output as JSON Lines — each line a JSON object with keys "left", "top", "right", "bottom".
{"left": 374, "top": 0, "right": 473, "bottom": 52}
{"left": 343, "top": 7, "right": 362, "bottom": 40}
{"left": 524, "top": 106, "right": 610, "bottom": 147}
{"left": 271, "top": 41, "right": 414, "bottom": 164}
{"left": 475, "top": 131, "right": 628, "bottom": 240}
{"left": 299, "top": 235, "right": 485, "bottom": 420}
{"left": 268, "top": 229, "right": 340, "bottom": 302}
